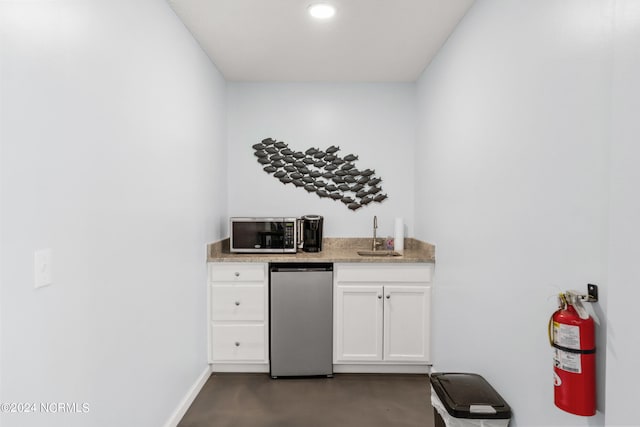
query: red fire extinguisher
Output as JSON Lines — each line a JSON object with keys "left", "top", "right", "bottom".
{"left": 549, "top": 291, "right": 596, "bottom": 416}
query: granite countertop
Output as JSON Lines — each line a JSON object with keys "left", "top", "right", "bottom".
{"left": 207, "top": 237, "right": 435, "bottom": 263}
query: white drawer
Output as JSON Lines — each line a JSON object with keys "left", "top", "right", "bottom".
{"left": 210, "top": 285, "right": 265, "bottom": 321}
{"left": 335, "top": 263, "right": 433, "bottom": 283}
{"left": 211, "top": 324, "right": 266, "bottom": 362}
{"left": 209, "top": 263, "right": 266, "bottom": 283}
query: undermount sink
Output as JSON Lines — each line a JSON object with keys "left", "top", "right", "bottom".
{"left": 357, "top": 250, "right": 402, "bottom": 257}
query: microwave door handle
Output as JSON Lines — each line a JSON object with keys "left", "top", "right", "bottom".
{"left": 297, "top": 219, "right": 303, "bottom": 249}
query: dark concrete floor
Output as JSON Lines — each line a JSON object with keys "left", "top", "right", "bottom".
{"left": 178, "top": 373, "right": 434, "bottom": 427}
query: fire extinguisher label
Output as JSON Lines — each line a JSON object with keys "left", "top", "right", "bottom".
{"left": 554, "top": 348, "right": 582, "bottom": 373}
{"left": 553, "top": 322, "right": 582, "bottom": 373}
{"left": 553, "top": 322, "right": 581, "bottom": 350}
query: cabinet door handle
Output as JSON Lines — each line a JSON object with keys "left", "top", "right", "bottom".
{"left": 377, "top": 294, "right": 382, "bottom": 299}
{"left": 235, "top": 301, "right": 240, "bottom": 306}
{"left": 234, "top": 272, "right": 240, "bottom": 277}
{"left": 235, "top": 342, "right": 240, "bottom": 347}
{"left": 386, "top": 295, "right": 391, "bottom": 299}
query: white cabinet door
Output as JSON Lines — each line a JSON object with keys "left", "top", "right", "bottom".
{"left": 383, "top": 285, "right": 431, "bottom": 362}
{"left": 335, "top": 285, "right": 383, "bottom": 362}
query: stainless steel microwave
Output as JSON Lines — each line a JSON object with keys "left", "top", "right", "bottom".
{"left": 230, "top": 217, "right": 298, "bottom": 253}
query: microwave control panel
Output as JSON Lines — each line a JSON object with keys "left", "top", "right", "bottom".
{"left": 284, "top": 221, "right": 296, "bottom": 249}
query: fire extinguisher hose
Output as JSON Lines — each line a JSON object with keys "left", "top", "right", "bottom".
{"left": 548, "top": 293, "right": 567, "bottom": 346}
{"left": 553, "top": 342, "right": 596, "bottom": 355}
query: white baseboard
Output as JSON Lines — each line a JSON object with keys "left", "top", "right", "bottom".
{"left": 210, "top": 363, "right": 270, "bottom": 373}
{"left": 164, "top": 365, "right": 212, "bottom": 427}
{"left": 333, "top": 364, "right": 431, "bottom": 374}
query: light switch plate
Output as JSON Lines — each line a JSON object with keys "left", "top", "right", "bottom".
{"left": 34, "top": 248, "right": 52, "bottom": 288}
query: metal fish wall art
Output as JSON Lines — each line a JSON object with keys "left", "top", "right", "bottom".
{"left": 253, "top": 137, "right": 388, "bottom": 211}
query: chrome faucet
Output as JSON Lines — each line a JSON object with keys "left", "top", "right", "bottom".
{"left": 372, "top": 216, "right": 382, "bottom": 251}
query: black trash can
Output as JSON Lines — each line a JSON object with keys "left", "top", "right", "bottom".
{"left": 430, "top": 373, "right": 511, "bottom": 427}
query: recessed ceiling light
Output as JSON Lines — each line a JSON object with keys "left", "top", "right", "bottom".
{"left": 308, "top": 3, "right": 336, "bottom": 20}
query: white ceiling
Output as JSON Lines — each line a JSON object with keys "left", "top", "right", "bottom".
{"left": 168, "top": 0, "right": 475, "bottom": 82}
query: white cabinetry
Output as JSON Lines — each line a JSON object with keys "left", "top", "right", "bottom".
{"left": 208, "top": 262, "right": 269, "bottom": 372}
{"left": 334, "top": 263, "right": 432, "bottom": 372}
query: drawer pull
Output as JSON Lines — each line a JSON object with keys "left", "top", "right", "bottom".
{"left": 235, "top": 301, "right": 240, "bottom": 306}
{"left": 235, "top": 342, "right": 240, "bottom": 347}
{"left": 234, "top": 272, "right": 240, "bottom": 277}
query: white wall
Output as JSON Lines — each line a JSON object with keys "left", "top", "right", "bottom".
{"left": 416, "top": 1, "right": 615, "bottom": 426}
{"left": 0, "top": 1, "right": 227, "bottom": 426}
{"left": 605, "top": 2, "right": 640, "bottom": 425}
{"left": 227, "top": 83, "right": 416, "bottom": 238}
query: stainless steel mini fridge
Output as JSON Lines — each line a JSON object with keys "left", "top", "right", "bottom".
{"left": 269, "top": 263, "right": 333, "bottom": 378}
